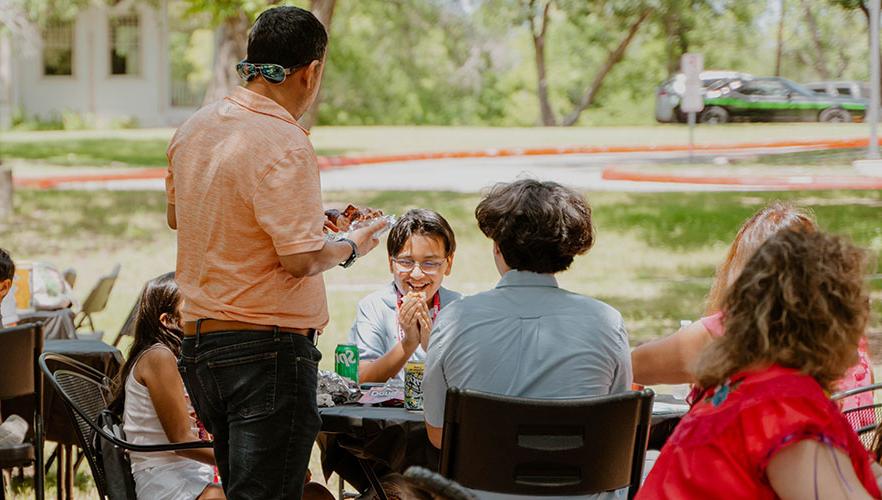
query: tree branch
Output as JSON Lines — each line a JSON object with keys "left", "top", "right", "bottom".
{"left": 561, "top": 9, "right": 651, "bottom": 126}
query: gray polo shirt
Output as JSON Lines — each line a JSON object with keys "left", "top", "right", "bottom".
{"left": 348, "top": 282, "right": 462, "bottom": 382}
{"left": 423, "top": 271, "right": 631, "bottom": 499}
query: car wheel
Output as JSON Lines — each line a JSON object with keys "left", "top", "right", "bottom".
{"left": 699, "top": 106, "right": 729, "bottom": 125}
{"left": 819, "top": 108, "right": 851, "bottom": 123}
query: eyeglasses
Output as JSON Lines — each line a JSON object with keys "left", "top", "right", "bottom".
{"left": 236, "top": 60, "right": 299, "bottom": 84}
{"left": 392, "top": 258, "right": 446, "bottom": 275}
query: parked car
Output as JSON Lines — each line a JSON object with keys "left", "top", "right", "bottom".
{"left": 804, "top": 80, "right": 870, "bottom": 100}
{"left": 655, "top": 71, "right": 752, "bottom": 123}
{"left": 700, "top": 76, "right": 867, "bottom": 124}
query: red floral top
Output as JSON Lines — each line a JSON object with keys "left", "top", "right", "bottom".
{"left": 639, "top": 365, "right": 881, "bottom": 500}
{"left": 695, "top": 312, "right": 874, "bottom": 417}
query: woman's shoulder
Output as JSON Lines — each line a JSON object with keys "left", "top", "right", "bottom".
{"left": 676, "top": 366, "right": 843, "bottom": 448}
{"left": 134, "top": 344, "right": 178, "bottom": 382}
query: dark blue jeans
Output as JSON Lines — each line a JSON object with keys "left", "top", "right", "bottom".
{"left": 179, "top": 329, "right": 322, "bottom": 499}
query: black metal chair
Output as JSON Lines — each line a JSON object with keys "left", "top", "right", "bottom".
{"left": 440, "top": 388, "right": 655, "bottom": 499}
{"left": 39, "top": 352, "right": 212, "bottom": 500}
{"left": 0, "top": 323, "right": 45, "bottom": 500}
{"left": 832, "top": 382, "right": 882, "bottom": 450}
{"left": 403, "top": 466, "right": 476, "bottom": 500}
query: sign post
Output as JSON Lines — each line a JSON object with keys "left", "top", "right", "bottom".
{"left": 680, "top": 53, "right": 704, "bottom": 163}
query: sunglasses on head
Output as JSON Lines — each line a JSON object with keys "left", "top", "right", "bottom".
{"left": 236, "top": 60, "right": 301, "bottom": 84}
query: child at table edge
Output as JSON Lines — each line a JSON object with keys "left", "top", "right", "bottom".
{"left": 348, "top": 209, "right": 461, "bottom": 384}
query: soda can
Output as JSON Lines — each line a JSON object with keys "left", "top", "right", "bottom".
{"left": 335, "top": 344, "right": 359, "bottom": 384}
{"left": 404, "top": 361, "right": 425, "bottom": 410}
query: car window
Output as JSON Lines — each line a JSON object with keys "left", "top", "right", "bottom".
{"left": 836, "top": 86, "right": 852, "bottom": 97}
{"left": 738, "top": 80, "right": 790, "bottom": 97}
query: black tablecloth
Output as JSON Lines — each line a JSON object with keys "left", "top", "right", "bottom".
{"left": 318, "top": 396, "right": 689, "bottom": 491}
{"left": 43, "top": 340, "right": 124, "bottom": 445}
{"left": 1, "top": 340, "right": 124, "bottom": 446}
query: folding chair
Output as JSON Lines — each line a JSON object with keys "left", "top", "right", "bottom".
{"left": 39, "top": 352, "right": 212, "bottom": 500}
{"left": 440, "top": 388, "right": 654, "bottom": 499}
{"left": 74, "top": 264, "right": 121, "bottom": 339}
{"left": 0, "top": 323, "right": 45, "bottom": 500}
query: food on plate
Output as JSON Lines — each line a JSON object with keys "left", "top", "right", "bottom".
{"left": 324, "top": 204, "right": 385, "bottom": 233}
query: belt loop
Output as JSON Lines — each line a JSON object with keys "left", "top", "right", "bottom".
{"left": 195, "top": 318, "right": 203, "bottom": 349}
{"left": 273, "top": 325, "right": 280, "bottom": 341}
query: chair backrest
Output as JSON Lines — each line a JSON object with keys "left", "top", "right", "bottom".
{"left": 440, "top": 388, "right": 654, "bottom": 498}
{"left": 39, "top": 352, "right": 114, "bottom": 498}
{"left": 842, "top": 403, "right": 882, "bottom": 450}
{"left": 80, "top": 264, "right": 121, "bottom": 316}
{"left": 39, "top": 352, "right": 211, "bottom": 499}
{"left": 110, "top": 271, "right": 174, "bottom": 348}
{"left": 0, "top": 323, "right": 44, "bottom": 400}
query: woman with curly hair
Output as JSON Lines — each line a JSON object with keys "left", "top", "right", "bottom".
{"left": 631, "top": 203, "right": 874, "bottom": 411}
{"left": 638, "top": 230, "right": 881, "bottom": 499}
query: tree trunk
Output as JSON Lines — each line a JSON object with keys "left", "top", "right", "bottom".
{"left": 0, "top": 168, "right": 12, "bottom": 221}
{"left": 529, "top": 0, "right": 556, "bottom": 126}
{"left": 202, "top": 12, "right": 249, "bottom": 106}
{"left": 561, "top": 9, "right": 651, "bottom": 127}
{"left": 802, "top": 0, "right": 830, "bottom": 79}
{"left": 300, "top": 0, "right": 337, "bottom": 130}
{"left": 774, "top": 0, "right": 786, "bottom": 76}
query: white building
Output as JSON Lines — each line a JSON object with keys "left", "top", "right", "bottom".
{"left": 0, "top": 0, "right": 204, "bottom": 129}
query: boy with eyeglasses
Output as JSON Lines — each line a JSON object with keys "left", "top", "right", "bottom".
{"left": 349, "top": 209, "right": 461, "bottom": 383}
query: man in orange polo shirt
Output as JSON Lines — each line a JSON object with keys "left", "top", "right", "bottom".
{"left": 166, "top": 7, "right": 385, "bottom": 499}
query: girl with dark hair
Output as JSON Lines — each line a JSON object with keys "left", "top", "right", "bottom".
{"left": 110, "top": 274, "right": 224, "bottom": 500}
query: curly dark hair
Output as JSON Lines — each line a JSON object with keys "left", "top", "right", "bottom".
{"left": 475, "top": 179, "right": 594, "bottom": 274}
{"left": 694, "top": 230, "right": 870, "bottom": 393}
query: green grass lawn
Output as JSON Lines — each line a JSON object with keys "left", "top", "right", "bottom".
{"left": 3, "top": 187, "right": 881, "bottom": 497}
{"left": 4, "top": 188, "right": 880, "bottom": 357}
{"left": 0, "top": 123, "right": 875, "bottom": 168}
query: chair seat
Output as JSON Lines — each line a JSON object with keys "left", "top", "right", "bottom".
{"left": 0, "top": 442, "right": 34, "bottom": 467}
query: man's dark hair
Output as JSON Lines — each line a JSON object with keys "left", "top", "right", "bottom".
{"left": 0, "top": 248, "right": 14, "bottom": 281}
{"left": 475, "top": 179, "right": 594, "bottom": 274}
{"left": 387, "top": 209, "right": 457, "bottom": 258}
{"left": 247, "top": 6, "right": 328, "bottom": 69}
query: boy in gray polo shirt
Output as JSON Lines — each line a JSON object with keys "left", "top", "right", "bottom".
{"left": 349, "top": 209, "right": 461, "bottom": 383}
{"left": 423, "top": 180, "right": 632, "bottom": 499}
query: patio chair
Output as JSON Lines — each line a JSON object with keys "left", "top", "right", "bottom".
{"left": 440, "top": 388, "right": 654, "bottom": 499}
{"left": 0, "top": 323, "right": 44, "bottom": 500}
{"left": 832, "top": 382, "right": 882, "bottom": 450}
{"left": 74, "top": 264, "right": 121, "bottom": 339}
{"left": 39, "top": 352, "right": 212, "bottom": 500}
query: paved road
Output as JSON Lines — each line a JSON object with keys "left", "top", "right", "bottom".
{"left": 45, "top": 145, "right": 843, "bottom": 193}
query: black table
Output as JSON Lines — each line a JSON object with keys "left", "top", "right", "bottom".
{"left": 318, "top": 396, "right": 689, "bottom": 495}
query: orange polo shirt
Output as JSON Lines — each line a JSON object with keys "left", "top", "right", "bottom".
{"left": 166, "top": 86, "right": 328, "bottom": 330}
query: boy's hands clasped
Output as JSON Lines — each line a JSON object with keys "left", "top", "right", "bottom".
{"left": 399, "top": 292, "right": 433, "bottom": 353}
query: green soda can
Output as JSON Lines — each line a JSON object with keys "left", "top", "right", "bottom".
{"left": 334, "top": 344, "right": 359, "bottom": 384}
